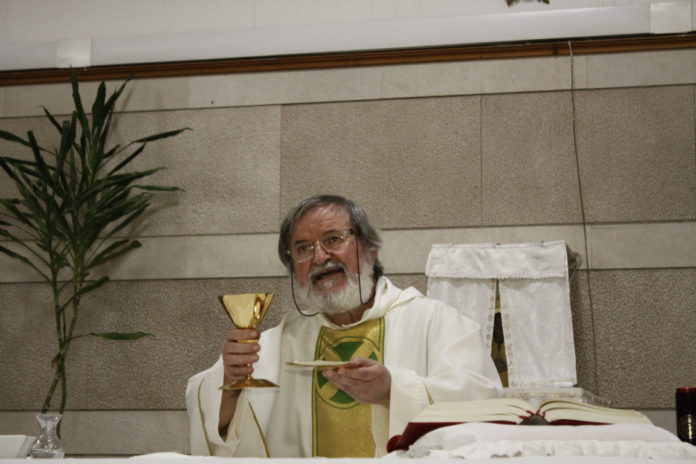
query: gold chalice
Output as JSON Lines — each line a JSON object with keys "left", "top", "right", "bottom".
{"left": 219, "top": 293, "right": 278, "bottom": 390}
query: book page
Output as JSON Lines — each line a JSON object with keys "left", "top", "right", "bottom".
{"left": 412, "top": 398, "right": 534, "bottom": 423}
{"left": 422, "top": 397, "right": 532, "bottom": 412}
{"left": 539, "top": 399, "right": 651, "bottom": 424}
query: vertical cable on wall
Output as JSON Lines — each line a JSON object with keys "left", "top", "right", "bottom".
{"left": 568, "top": 41, "right": 600, "bottom": 394}
{"left": 479, "top": 95, "right": 485, "bottom": 222}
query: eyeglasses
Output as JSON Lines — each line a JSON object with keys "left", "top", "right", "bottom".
{"left": 288, "top": 229, "right": 355, "bottom": 263}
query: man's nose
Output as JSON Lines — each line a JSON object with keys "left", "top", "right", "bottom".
{"left": 311, "top": 242, "right": 331, "bottom": 263}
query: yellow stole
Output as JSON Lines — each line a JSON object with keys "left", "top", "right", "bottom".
{"left": 311, "top": 317, "right": 385, "bottom": 457}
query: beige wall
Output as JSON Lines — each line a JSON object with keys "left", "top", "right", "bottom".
{"left": 0, "top": 48, "right": 695, "bottom": 456}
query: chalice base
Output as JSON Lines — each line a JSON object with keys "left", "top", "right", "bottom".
{"left": 221, "top": 378, "right": 278, "bottom": 390}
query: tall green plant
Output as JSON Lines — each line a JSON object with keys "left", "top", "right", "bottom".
{"left": 0, "top": 72, "right": 189, "bottom": 414}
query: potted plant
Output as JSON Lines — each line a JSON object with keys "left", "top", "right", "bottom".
{"left": 0, "top": 71, "right": 189, "bottom": 427}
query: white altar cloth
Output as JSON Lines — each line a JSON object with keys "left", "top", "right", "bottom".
{"left": 2, "top": 424, "right": 694, "bottom": 462}
{"left": 390, "top": 423, "right": 696, "bottom": 460}
{"left": 1, "top": 457, "right": 695, "bottom": 463}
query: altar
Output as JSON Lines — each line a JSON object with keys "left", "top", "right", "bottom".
{"left": 0, "top": 457, "right": 694, "bottom": 464}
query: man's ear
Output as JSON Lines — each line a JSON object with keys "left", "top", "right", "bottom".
{"left": 367, "top": 247, "right": 380, "bottom": 264}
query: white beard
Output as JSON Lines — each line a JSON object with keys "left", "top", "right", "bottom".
{"left": 295, "top": 257, "right": 375, "bottom": 316}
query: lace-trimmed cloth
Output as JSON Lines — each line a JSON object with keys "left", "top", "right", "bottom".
{"left": 426, "top": 241, "right": 576, "bottom": 388}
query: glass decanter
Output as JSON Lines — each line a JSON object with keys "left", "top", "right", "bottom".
{"left": 30, "top": 413, "right": 65, "bottom": 458}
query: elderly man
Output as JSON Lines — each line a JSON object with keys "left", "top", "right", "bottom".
{"left": 186, "top": 195, "right": 501, "bottom": 457}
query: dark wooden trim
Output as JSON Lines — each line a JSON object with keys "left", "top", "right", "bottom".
{"left": 1, "top": 33, "right": 694, "bottom": 87}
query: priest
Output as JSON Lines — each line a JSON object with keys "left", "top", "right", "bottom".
{"left": 186, "top": 194, "right": 501, "bottom": 457}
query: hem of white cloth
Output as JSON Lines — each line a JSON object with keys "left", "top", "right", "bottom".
{"left": 412, "top": 440, "right": 696, "bottom": 460}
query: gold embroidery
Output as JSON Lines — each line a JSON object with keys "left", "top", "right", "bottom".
{"left": 248, "top": 402, "right": 271, "bottom": 458}
{"left": 312, "top": 318, "right": 385, "bottom": 457}
{"left": 491, "top": 279, "right": 509, "bottom": 387}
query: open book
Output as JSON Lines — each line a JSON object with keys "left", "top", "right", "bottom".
{"left": 387, "top": 398, "right": 651, "bottom": 452}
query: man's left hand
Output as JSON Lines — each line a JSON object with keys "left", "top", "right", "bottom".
{"left": 322, "top": 357, "right": 391, "bottom": 407}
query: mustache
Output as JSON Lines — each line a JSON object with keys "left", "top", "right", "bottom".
{"left": 308, "top": 260, "right": 347, "bottom": 282}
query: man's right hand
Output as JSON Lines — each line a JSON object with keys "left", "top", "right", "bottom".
{"left": 219, "top": 328, "right": 260, "bottom": 435}
{"left": 221, "top": 328, "right": 261, "bottom": 384}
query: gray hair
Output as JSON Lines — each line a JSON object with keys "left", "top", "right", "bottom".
{"left": 278, "top": 195, "right": 384, "bottom": 278}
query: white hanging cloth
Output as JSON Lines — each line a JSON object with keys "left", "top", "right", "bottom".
{"left": 426, "top": 241, "right": 576, "bottom": 388}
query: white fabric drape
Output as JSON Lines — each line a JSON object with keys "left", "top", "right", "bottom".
{"left": 426, "top": 241, "right": 576, "bottom": 388}
{"left": 392, "top": 423, "right": 696, "bottom": 460}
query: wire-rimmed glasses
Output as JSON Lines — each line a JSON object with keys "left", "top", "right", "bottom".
{"left": 288, "top": 229, "right": 355, "bottom": 263}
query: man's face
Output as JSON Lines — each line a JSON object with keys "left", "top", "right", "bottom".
{"left": 290, "top": 205, "right": 368, "bottom": 297}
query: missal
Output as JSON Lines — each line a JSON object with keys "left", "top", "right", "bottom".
{"left": 387, "top": 398, "right": 652, "bottom": 452}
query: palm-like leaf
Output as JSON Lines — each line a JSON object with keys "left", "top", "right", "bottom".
{"left": 0, "top": 69, "right": 190, "bottom": 414}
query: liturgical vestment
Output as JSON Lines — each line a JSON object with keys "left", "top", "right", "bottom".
{"left": 186, "top": 277, "right": 501, "bottom": 457}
